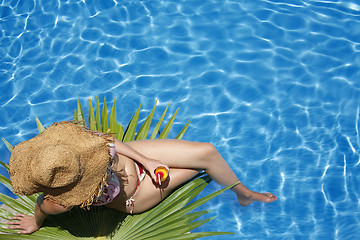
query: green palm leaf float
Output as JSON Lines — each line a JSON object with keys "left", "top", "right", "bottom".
{"left": 135, "top": 99, "right": 158, "bottom": 141}
{"left": 35, "top": 116, "right": 45, "bottom": 134}
{"left": 101, "top": 97, "right": 108, "bottom": 133}
{"left": 88, "top": 98, "right": 96, "bottom": 131}
{"left": 95, "top": 97, "right": 102, "bottom": 132}
{"left": 150, "top": 101, "right": 170, "bottom": 139}
{"left": 0, "top": 98, "right": 235, "bottom": 239}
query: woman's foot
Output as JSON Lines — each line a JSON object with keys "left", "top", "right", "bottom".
{"left": 237, "top": 191, "right": 277, "bottom": 206}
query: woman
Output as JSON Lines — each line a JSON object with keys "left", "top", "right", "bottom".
{"left": 6, "top": 121, "right": 277, "bottom": 234}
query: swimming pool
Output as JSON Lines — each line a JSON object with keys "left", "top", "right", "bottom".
{"left": 1, "top": 0, "right": 360, "bottom": 239}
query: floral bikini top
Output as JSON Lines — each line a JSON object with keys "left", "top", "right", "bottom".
{"left": 92, "top": 143, "right": 120, "bottom": 206}
{"left": 92, "top": 168, "right": 120, "bottom": 206}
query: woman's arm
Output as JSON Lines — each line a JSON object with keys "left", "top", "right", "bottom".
{"left": 6, "top": 194, "right": 70, "bottom": 234}
{"left": 114, "top": 139, "right": 169, "bottom": 182}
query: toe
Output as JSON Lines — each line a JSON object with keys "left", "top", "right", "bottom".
{"left": 263, "top": 192, "right": 277, "bottom": 202}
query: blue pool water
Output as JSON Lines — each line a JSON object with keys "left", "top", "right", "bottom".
{"left": 1, "top": 0, "right": 360, "bottom": 239}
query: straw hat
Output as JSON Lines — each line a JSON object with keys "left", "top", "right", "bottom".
{"left": 9, "top": 121, "right": 114, "bottom": 208}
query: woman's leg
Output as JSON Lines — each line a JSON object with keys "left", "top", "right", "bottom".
{"left": 125, "top": 139, "right": 277, "bottom": 206}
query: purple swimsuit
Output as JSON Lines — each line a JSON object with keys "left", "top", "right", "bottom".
{"left": 92, "top": 143, "right": 120, "bottom": 206}
{"left": 92, "top": 168, "right": 121, "bottom": 206}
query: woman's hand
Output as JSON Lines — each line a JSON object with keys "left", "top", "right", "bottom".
{"left": 142, "top": 158, "right": 169, "bottom": 184}
{"left": 6, "top": 214, "right": 40, "bottom": 234}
